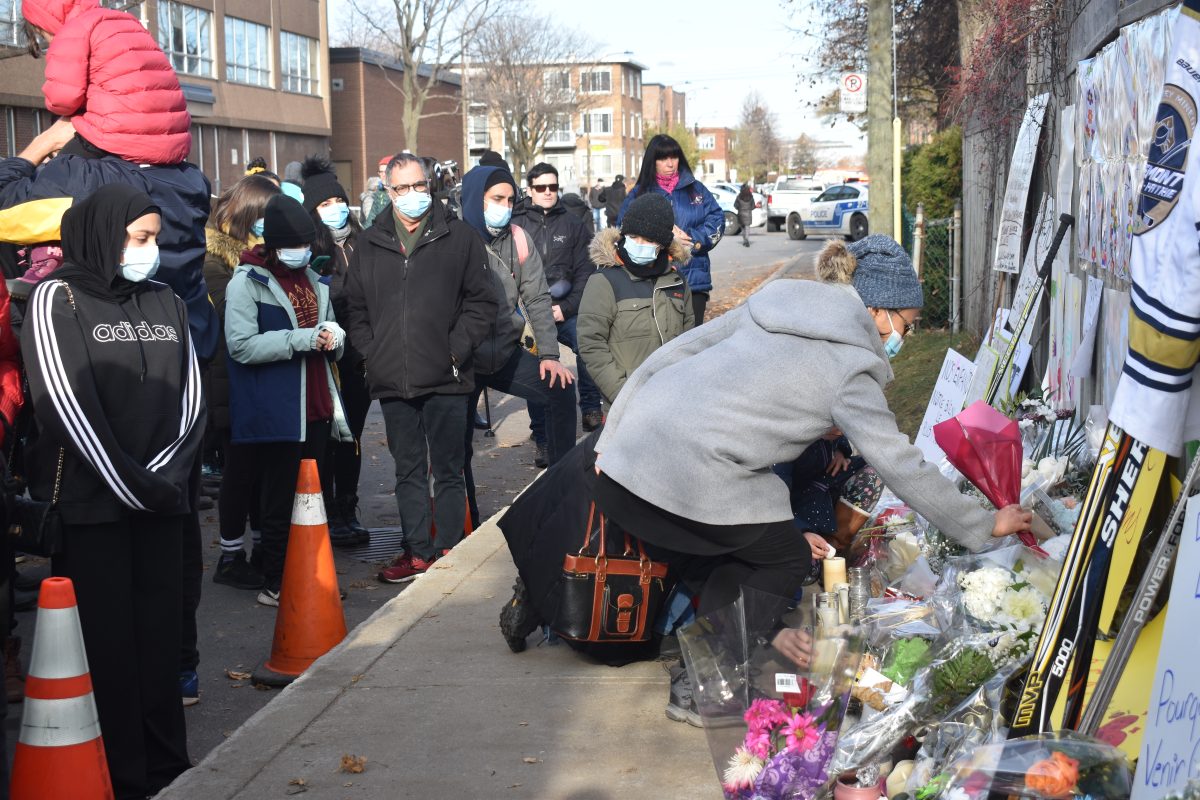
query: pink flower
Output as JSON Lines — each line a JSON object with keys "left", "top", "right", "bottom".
{"left": 744, "top": 698, "right": 787, "bottom": 734}
{"left": 783, "top": 712, "right": 819, "bottom": 754}
{"left": 743, "top": 730, "right": 772, "bottom": 759}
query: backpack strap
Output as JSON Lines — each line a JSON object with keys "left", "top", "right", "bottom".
{"left": 510, "top": 223, "right": 529, "bottom": 266}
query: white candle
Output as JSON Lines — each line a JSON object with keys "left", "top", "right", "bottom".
{"left": 824, "top": 556, "right": 848, "bottom": 588}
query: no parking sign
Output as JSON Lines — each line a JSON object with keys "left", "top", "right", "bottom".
{"left": 840, "top": 73, "right": 867, "bottom": 114}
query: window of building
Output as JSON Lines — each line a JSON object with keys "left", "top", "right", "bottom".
{"left": 634, "top": 73, "right": 641, "bottom": 100}
{"left": 157, "top": 1, "right": 214, "bottom": 77}
{"left": 592, "top": 154, "right": 613, "bottom": 176}
{"left": 468, "top": 103, "right": 489, "bottom": 148}
{"left": 0, "top": 0, "right": 20, "bottom": 47}
{"left": 697, "top": 134, "right": 716, "bottom": 151}
{"left": 225, "top": 16, "right": 271, "bottom": 87}
{"left": 280, "top": 30, "right": 320, "bottom": 95}
{"left": 580, "top": 69, "right": 611, "bottom": 94}
{"left": 544, "top": 70, "right": 570, "bottom": 92}
{"left": 101, "top": 0, "right": 144, "bottom": 16}
{"left": 582, "top": 110, "right": 612, "bottom": 135}
{"left": 545, "top": 114, "right": 574, "bottom": 147}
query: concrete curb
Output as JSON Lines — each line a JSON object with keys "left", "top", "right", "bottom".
{"left": 157, "top": 511, "right": 510, "bottom": 799}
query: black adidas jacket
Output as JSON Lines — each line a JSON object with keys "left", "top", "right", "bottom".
{"left": 20, "top": 279, "right": 205, "bottom": 525}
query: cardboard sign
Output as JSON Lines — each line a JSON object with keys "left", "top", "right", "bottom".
{"left": 993, "top": 94, "right": 1050, "bottom": 273}
{"left": 914, "top": 349, "right": 975, "bottom": 463}
{"left": 1131, "top": 494, "right": 1200, "bottom": 798}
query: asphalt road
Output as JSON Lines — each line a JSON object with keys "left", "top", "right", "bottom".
{"left": 3, "top": 225, "right": 828, "bottom": 774}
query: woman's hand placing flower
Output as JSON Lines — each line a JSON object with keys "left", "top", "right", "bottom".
{"left": 992, "top": 504, "right": 1033, "bottom": 538}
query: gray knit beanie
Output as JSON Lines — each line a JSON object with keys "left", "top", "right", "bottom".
{"left": 847, "top": 234, "right": 924, "bottom": 309}
{"left": 620, "top": 193, "right": 675, "bottom": 248}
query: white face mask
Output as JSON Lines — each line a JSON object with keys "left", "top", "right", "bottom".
{"left": 276, "top": 246, "right": 311, "bottom": 269}
{"left": 119, "top": 244, "right": 160, "bottom": 282}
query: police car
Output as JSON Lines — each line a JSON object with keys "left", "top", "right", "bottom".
{"left": 794, "top": 183, "right": 869, "bottom": 241}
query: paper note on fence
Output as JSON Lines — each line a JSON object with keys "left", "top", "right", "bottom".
{"left": 915, "top": 349, "right": 976, "bottom": 463}
{"left": 993, "top": 94, "right": 1050, "bottom": 273}
{"left": 1069, "top": 275, "right": 1105, "bottom": 378}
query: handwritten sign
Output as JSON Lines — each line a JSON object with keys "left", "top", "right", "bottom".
{"left": 993, "top": 94, "right": 1049, "bottom": 273}
{"left": 1131, "top": 494, "right": 1200, "bottom": 799}
{"left": 914, "top": 349, "right": 975, "bottom": 463}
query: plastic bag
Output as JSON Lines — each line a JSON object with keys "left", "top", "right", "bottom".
{"left": 930, "top": 545, "right": 1055, "bottom": 640}
{"left": 937, "top": 732, "right": 1133, "bottom": 798}
{"left": 678, "top": 588, "right": 866, "bottom": 799}
{"left": 830, "top": 632, "right": 1026, "bottom": 775}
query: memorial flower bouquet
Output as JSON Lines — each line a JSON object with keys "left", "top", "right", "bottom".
{"left": 927, "top": 732, "right": 1132, "bottom": 798}
{"left": 679, "top": 589, "right": 865, "bottom": 800}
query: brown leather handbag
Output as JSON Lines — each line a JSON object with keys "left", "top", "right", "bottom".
{"left": 553, "top": 502, "right": 668, "bottom": 643}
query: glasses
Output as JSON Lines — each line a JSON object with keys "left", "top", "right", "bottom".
{"left": 387, "top": 181, "right": 430, "bottom": 195}
{"left": 891, "top": 312, "right": 918, "bottom": 336}
{"left": 530, "top": 183, "right": 559, "bottom": 193}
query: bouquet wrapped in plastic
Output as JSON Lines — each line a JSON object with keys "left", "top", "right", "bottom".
{"left": 933, "top": 401, "right": 1047, "bottom": 556}
{"left": 678, "top": 588, "right": 865, "bottom": 799}
{"left": 930, "top": 732, "right": 1132, "bottom": 798}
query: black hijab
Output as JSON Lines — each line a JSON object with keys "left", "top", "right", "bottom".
{"left": 55, "top": 184, "right": 161, "bottom": 302}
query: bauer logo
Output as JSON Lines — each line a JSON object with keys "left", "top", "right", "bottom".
{"left": 1137, "top": 82, "right": 1196, "bottom": 234}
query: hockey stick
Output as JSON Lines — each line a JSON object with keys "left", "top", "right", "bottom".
{"left": 1078, "top": 453, "right": 1200, "bottom": 735}
{"left": 985, "top": 213, "right": 1074, "bottom": 405}
{"left": 1008, "top": 425, "right": 1145, "bottom": 736}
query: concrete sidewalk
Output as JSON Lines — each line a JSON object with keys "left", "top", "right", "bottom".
{"left": 157, "top": 515, "right": 721, "bottom": 799}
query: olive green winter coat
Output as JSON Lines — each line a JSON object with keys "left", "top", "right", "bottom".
{"left": 576, "top": 228, "right": 695, "bottom": 404}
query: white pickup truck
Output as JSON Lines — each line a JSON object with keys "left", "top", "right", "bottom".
{"left": 766, "top": 177, "right": 827, "bottom": 235}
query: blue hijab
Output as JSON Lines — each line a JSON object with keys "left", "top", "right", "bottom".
{"left": 460, "top": 165, "right": 518, "bottom": 241}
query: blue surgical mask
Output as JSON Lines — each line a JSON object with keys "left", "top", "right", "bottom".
{"left": 251, "top": 218, "right": 265, "bottom": 238}
{"left": 484, "top": 202, "right": 512, "bottom": 229}
{"left": 119, "top": 244, "right": 160, "bottom": 282}
{"left": 393, "top": 191, "right": 431, "bottom": 219}
{"left": 883, "top": 313, "right": 904, "bottom": 359}
{"left": 318, "top": 202, "right": 349, "bottom": 230}
{"left": 277, "top": 246, "right": 311, "bottom": 269}
{"left": 623, "top": 237, "right": 660, "bottom": 265}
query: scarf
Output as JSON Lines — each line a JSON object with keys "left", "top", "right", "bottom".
{"left": 656, "top": 173, "right": 680, "bottom": 195}
{"left": 331, "top": 222, "right": 353, "bottom": 246}
{"left": 54, "top": 183, "right": 160, "bottom": 302}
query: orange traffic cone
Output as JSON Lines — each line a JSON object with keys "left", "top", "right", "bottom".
{"left": 253, "top": 458, "right": 347, "bottom": 686}
{"left": 11, "top": 577, "right": 114, "bottom": 800}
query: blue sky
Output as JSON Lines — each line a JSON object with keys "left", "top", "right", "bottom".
{"left": 328, "top": 0, "right": 865, "bottom": 153}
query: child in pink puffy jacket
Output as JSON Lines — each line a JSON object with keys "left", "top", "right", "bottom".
{"left": 22, "top": 0, "right": 191, "bottom": 165}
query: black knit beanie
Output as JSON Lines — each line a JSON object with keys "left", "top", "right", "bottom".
{"left": 620, "top": 193, "right": 674, "bottom": 248}
{"left": 263, "top": 195, "right": 317, "bottom": 249}
{"left": 301, "top": 172, "right": 347, "bottom": 213}
{"left": 479, "top": 150, "right": 510, "bottom": 171}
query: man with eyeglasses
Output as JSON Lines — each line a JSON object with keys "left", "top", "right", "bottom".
{"left": 512, "top": 163, "right": 604, "bottom": 461}
{"left": 342, "top": 153, "right": 498, "bottom": 584}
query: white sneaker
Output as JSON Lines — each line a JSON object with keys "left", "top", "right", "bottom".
{"left": 257, "top": 587, "right": 280, "bottom": 607}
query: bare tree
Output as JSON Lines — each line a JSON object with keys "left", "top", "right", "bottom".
{"left": 337, "top": 0, "right": 512, "bottom": 152}
{"left": 468, "top": 16, "right": 597, "bottom": 182}
{"left": 732, "top": 92, "right": 783, "bottom": 182}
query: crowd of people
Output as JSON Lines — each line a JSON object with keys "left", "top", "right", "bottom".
{"left": 0, "top": 2, "right": 1039, "bottom": 797}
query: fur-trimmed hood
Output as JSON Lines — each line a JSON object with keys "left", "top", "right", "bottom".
{"left": 587, "top": 227, "right": 692, "bottom": 270}
{"left": 205, "top": 227, "right": 251, "bottom": 270}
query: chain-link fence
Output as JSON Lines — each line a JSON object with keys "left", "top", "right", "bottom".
{"left": 901, "top": 205, "right": 958, "bottom": 330}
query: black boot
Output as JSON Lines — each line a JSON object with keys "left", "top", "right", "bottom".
{"left": 342, "top": 495, "right": 370, "bottom": 545}
{"left": 499, "top": 577, "right": 540, "bottom": 653}
{"left": 328, "top": 495, "right": 353, "bottom": 547}
{"left": 213, "top": 551, "right": 265, "bottom": 590}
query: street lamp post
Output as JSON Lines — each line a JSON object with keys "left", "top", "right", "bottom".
{"left": 576, "top": 128, "right": 592, "bottom": 188}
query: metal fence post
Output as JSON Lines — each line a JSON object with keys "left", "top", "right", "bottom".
{"left": 951, "top": 199, "right": 962, "bottom": 334}
{"left": 913, "top": 202, "right": 926, "bottom": 279}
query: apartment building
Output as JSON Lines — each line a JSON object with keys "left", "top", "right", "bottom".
{"left": 0, "top": 0, "right": 331, "bottom": 195}
{"left": 329, "top": 47, "right": 461, "bottom": 201}
{"left": 468, "top": 57, "right": 648, "bottom": 189}
{"left": 642, "top": 82, "right": 686, "bottom": 130}
{"left": 696, "top": 126, "right": 735, "bottom": 183}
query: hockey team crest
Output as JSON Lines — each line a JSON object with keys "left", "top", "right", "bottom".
{"left": 1136, "top": 82, "right": 1196, "bottom": 234}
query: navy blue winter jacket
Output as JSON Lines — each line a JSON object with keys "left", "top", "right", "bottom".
{"left": 0, "top": 154, "right": 218, "bottom": 360}
{"left": 617, "top": 170, "right": 725, "bottom": 293}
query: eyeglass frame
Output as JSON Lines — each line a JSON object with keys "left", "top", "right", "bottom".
{"left": 386, "top": 181, "right": 431, "bottom": 196}
{"left": 529, "top": 183, "right": 560, "bottom": 194}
